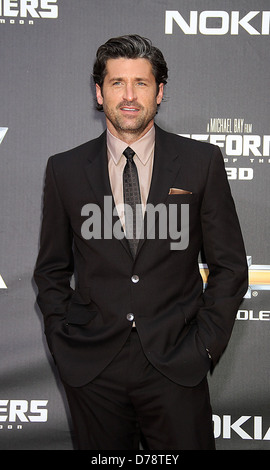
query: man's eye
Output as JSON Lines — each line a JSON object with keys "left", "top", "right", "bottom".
{"left": 112, "top": 81, "right": 122, "bottom": 86}
{"left": 137, "top": 82, "right": 146, "bottom": 86}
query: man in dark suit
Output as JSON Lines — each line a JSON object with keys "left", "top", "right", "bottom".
{"left": 34, "top": 35, "right": 248, "bottom": 450}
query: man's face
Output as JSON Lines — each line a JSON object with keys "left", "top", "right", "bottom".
{"left": 96, "top": 57, "right": 164, "bottom": 143}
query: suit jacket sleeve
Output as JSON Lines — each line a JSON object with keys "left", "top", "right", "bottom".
{"left": 197, "top": 145, "right": 248, "bottom": 367}
{"left": 34, "top": 156, "right": 74, "bottom": 337}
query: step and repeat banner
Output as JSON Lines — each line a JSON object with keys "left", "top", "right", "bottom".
{"left": 0, "top": 0, "right": 269, "bottom": 450}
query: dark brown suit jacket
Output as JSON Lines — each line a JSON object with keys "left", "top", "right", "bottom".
{"left": 34, "top": 125, "right": 248, "bottom": 387}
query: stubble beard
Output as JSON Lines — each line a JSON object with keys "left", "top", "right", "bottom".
{"left": 104, "top": 102, "right": 157, "bottom": 141}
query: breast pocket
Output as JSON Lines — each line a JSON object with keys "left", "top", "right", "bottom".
{"left": 166, "top": 194, "right": 199, "bottom": 250}
{"left": 167, "top": 193, "right": 198, "bottom": 204}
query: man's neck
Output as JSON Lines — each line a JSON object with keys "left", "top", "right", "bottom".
{"left": 106, "top": 120, "right": 154, "bottom": 145}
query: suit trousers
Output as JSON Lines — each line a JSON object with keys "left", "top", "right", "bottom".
{"left": 62, "top": 329, "right": 215, "bottom": 450}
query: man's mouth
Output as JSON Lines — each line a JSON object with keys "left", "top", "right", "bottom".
{"left": 120, "top": 106, "right": 140, "bottom": 112}
{"left": 118, "top": 103, "right": 141, "bottom": 113}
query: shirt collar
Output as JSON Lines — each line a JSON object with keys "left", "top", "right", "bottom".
{"left": 107, "top": 125, "right": 155, "bottom": 166}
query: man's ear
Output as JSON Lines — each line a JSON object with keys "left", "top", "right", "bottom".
{"left": 96, "top": 84, "right": 103, "bottom": 106}
{"left": 156, "top": 83, "right": 164, "bottom": 105}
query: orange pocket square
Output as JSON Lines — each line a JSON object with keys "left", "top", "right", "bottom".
{"left": 168, "top": 188, "right": 193, "bottom": 195}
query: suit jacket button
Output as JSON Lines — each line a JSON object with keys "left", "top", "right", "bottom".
{"left": 131, "top": 274, "right": 139, "bottom": 283}
{"left": 126, "top": 313, "right": 134, "bottom": 322}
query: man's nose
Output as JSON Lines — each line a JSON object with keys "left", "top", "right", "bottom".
{"left": 123, "top": 83, "right": 137, "bottom": 102}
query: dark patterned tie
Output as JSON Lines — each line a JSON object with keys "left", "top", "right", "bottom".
{"left": 123, "top": 147, "right": 143, "bottom": 258}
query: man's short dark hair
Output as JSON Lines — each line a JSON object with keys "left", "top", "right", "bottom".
{"left": 92, "top": 34, "right": 168, "bottom": 111}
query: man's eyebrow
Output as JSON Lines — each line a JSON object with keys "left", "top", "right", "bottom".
{"left": 108, "top": 77, "right": 123, "bottom": 82}
{"left": 108, "top": 77, "right": 150, "bottom": 83}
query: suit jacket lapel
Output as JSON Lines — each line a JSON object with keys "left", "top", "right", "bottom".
{"left": 84, "top": 126, "right": 183, "bottom": 259}
{"left": 84, "top": 131, "right": 110, "bottom": 202}
{"left": 136, "top": 125, "right": 182, "bottom": 255}
{"left": 147, "top": 125, "right": 182, "bottom": 207}
{"left": 84, "top": 131, "right": 131, "bottom": 257}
